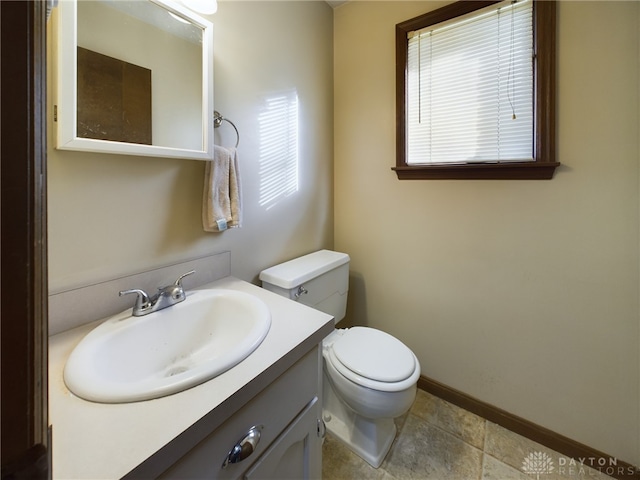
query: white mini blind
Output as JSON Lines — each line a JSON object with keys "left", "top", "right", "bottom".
{"left": 406, "top": 0, "right": 533, "bottom": 165}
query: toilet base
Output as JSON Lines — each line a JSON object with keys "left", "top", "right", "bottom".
{"left": 324, "top": 408, "right": 396, "bottom": 468}
{"left": 322, "top": 350, "right": 403, "bottom": 469}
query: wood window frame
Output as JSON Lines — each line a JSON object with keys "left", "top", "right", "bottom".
{"left": 393, "top": 0, "right": 559, "bottom": 180}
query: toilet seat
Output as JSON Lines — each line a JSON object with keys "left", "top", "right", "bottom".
{"left": 327, "top": 327, "right": 420, "bottom": 393}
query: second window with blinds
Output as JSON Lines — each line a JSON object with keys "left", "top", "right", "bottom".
{"left": 394, "top": 0, "right": 558, "bottom": 180}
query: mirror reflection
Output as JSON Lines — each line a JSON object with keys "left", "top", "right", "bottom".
{"left": 56, "top": 0, "right": 214, "bottom": 160}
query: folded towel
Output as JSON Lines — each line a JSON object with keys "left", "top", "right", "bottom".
{"left": 203, "top": 145, "right": 242, "bottom": 232}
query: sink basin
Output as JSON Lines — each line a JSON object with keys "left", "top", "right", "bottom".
{"left": 64, "top": 289, "right": 271, "bottom": 403}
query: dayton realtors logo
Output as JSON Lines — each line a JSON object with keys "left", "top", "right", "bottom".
{"left": 522, "top": 452, "right": 555, "bottom": 479}
{"left": 523, "top": 451, "right": 638, "bottom": 478}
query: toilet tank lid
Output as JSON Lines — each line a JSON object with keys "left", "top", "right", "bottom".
{"left": 259, "top": 250, "right": 350, "bottom": 289}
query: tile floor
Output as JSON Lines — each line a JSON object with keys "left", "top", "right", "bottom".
{"left": 322, "top": 389, "right": 615, "bottom": 480}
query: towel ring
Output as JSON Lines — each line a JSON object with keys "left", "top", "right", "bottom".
{"left": 214, "top": 110, "right": 240, "bottom": 148}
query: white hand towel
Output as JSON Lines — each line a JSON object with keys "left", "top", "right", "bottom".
{"left": 203, "top": 145, "right": 242, "bottom": 232}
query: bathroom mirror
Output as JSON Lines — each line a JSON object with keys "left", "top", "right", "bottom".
{"left": 54, "top": 0, "right": 214, "bottom": 160}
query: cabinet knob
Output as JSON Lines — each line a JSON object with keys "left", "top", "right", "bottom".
{"left": 222, "top": 425, "right": 263, "bottom": 469}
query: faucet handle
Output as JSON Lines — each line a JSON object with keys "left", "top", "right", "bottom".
{"left": 174, "top": 270, "right": 195, "bottom": 288}
{"left": 119, "top": 289, "right": 151, "bottom": 311}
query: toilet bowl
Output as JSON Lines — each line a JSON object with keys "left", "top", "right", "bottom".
{"left": 321, "top": 327, "right": 419, "bottom": 467}
{"left": 260, "top": 250, "right": 420, "bottom": 468}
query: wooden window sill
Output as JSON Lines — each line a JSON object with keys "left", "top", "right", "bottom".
{"left": 392, "top": 162, "right": 561, "bottom": 180}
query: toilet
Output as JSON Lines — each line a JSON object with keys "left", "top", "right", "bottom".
{"left": 260, "top": 250, "right": 420, "bottom": 468}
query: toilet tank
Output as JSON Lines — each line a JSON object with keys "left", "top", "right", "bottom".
{"left": 259, "top": 250, "right": 350, "bottom": 323}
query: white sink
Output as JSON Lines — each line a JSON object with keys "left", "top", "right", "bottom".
{"left": 63, "top": 289, "right": 271, "bottom": 403}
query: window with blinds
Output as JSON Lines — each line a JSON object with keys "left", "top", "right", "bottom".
{"left": 394, "top": 0, "right": 558, "bottom": 180}
{"left": 407, "top": 0, "right": 533, "bottom": 165}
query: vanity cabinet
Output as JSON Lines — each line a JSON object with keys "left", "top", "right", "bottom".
{"left": 158, "top": 347, "right": 322, "bottom": 479}
{"left": 244, "top": 398, "right": 320, "bottom": 479}
{"left": 49, "top": 277, "right": 334, "bottom": 480}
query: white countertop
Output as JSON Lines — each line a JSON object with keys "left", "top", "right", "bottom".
{"left": 49, "top": 277, "right": 333, "bottom": 479}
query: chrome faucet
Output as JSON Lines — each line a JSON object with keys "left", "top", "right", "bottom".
{"left": 119, "top": 270, "right": 195, "bottom": 316}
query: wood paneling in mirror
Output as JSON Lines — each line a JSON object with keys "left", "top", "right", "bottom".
{"left": 77, "top": 47, "right": 152, "bottom": 145}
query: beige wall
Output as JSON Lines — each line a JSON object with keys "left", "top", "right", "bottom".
{"left": 334, "top": 0, "right": 639, "bottom": 466}
{"left": 48, "top": 1, "right": 334, "bottom": 296}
